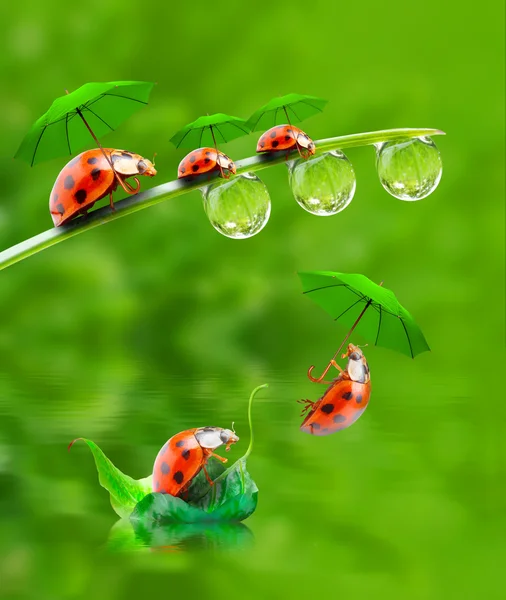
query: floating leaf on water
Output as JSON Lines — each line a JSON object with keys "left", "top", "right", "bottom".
{"left": 202, "top": 173, "right": 271, "bottom": 239}
{"left": 288, "top": 151, "right": 356, "bottom": 216}
{"left": 376, "top": 136, "right": 442, "bottom": 201}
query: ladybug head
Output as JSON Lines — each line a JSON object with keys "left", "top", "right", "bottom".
{"left": 343, "top": 344, "right": 369, "bottom": 384}
{"left": 195, "top": 426, "right": 239, "bottom": 451}
{"left": 136, "top": 157, "right": 157, "bottom": 177}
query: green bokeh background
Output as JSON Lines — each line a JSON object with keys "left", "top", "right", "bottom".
{"left": 0, "top": 1, "right": 504, "bottom": 599}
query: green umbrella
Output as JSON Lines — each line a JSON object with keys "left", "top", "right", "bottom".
{"left": 246, "top": 93, "right": 328, "bottom": 132}
{"left": 14, "top": 80, "right": 155, "bottom": 198}
{"left": 170, "top": 113, "right": 250, "bottom": 149}
{"left": 298, "top": 271, "right": 430, "bottom": 382}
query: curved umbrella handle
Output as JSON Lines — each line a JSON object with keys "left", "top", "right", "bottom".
{"left": 307, "top": 363, "right": 334, "bottom": 385}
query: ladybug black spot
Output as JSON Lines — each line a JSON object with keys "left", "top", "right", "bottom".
{"left": 285, "top": 135, "right": 291, "bottom": 141}
{"left": 190, "top": 155, "right": 196, "bottom": 163}
{"left": 356, "top": 394, "right": 363, "bottom": 404}
{"left": 271, "top": 140, "right": 279, "bottom": 148}
{"left": 52, "top": 193, "right": 59, "bottom": 204}
{"left": 342, "top": 391, "right": 353, "bottom": 400}
{"left": 55, "top": 203, "right": 65, "bottom": 215}
{"left": 74, "top": 189, "right": 87, "bottom": 204}
{"left": 173, "top": 471, "right": 184, "bottom": 484}
{"left": 205, "top": 151, "right": 211, "bottom": 156}
{"left": 333, "top": 414, "right": 346, "bottom": 423}
{"left": 260, "top": 142, "right": 265, "bottom": 148}
{"left": 192, "top": 165, "right": 199, "bottom": 172}
{"left": 64, "top": 175, "right": 75, "bottom": 190}
{"left": 182, "top": 449, "right": 191, "bottom": 460}
{"left": 87, "top": 156, "right": 99, "bottom": 165}
{"left": 270, "top": 131, "right": 277, "bottom": 139}
{"left": 311, "top": 422, "right": 321, "bottom": 430}
{"left": 204, "top": 158, "right": 211, "bottom": 164}
{"left": 175, "top": 440, "right": 185, "bottom": 448}
{"left": 321, "top": 403, "right": 334, "bottom": 414}
{"left": 90, "top": 168, "right": 101, "bottom": 181}
{"left": 161, "top": 461, "right": 170, "bottom": 475}
{"left": 180, "top": 167, "right": 186, "bottom": 174}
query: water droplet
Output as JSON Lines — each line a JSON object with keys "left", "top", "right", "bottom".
{"left": 202, "top": 173, "right": 271, "bottom": 239}
{"left": 376, "top": 136, "right": 442, "bottom": 201}
{"left": 288, "top": 151, "right": 356, "bottom": 216}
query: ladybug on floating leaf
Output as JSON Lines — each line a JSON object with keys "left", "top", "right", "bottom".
{"left": 298, "top": 271, "right": 430, "bottom": 436}
{"left": 246, "top": 93, "right": 327, "bottom": 160}
{"left": 152, "top": 426, "right": 239, "bottom": 497}
{"left": 14, "top": 80, "right": 157, "bottom": 226}
{"left": 170, "top": 113, "right": 250, "bottom": 181}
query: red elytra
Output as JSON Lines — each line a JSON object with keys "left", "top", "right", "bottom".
{"left": 299, "top": 344, "right": 371, "bottom": 436}
{"left": 49, "top": 148, "right": 156, "bottom": 227}
{"left": 152, "top": 427, "right": 239, "bottom": 497}
{"left": 177, "top": 147, "right": 236, "bottom": 179}
{"left": 256, "top": 125, "right": 315, "bottom": 157}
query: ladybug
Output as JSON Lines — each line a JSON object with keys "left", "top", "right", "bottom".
{"left": 256, "top": 125, "right": 315, "bottom": 158}
{"left": 177, "top": 147, "right": 236, "bottom": 180}
{"left": 152, "top": 426, "right": 239, "bottom": 497}
{"left": 298, "top": 344, "right": 371, "bottom": 436}
{"left": 49, "top": 148, "right": 157, "bottom": 227}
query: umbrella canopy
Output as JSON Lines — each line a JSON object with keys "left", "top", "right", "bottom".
{"left": 299, "top": 271, "right": 430, "bottom": 361}
{"left": 170, "top": 113, "right": 250, "bottom": 149}
{"left": 246, "top": 93, "right": 328, "bottom": 132}
{"left": 15, "top": 80, "right": 155, "bottom": 166}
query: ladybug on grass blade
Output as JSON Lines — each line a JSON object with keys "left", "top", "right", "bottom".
{"left": 49, "top": 148, "right": 157, "bottom": 226}
{"left": 298, "top": 344, "right": 371, "bottom": 436}
{"left": 152, "top": 426, "right": 239, "bottom": 497}
{"left": 256, "top": 125, "right": 315, "bottom": 159}
{"left": 177, "top": 147, "right": 236, "bottom": 180}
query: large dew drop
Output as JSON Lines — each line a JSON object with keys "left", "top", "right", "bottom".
{"left": 288, "top": 151, "right": 356, "bottom": 216}
{"left": 202, "top": 173, "right": 271, "bottom": 239}
{"left": 376, "top": 137, "right": 442, "bottom": 201}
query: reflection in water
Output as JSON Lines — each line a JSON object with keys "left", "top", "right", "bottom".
{"left": 106, "top": 518, "right": 254, "bottom": 553}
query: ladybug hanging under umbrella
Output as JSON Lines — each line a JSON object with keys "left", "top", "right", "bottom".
{"left": 297, "top": 271, "right": 430, "bottom": 436}
{"left": 14, "top": 80, "right": 158, "bottom": 226}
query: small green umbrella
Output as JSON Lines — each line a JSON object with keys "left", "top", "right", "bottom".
{"left": 170, "top": 113, "right": 250, "bottom": 149}
{"left": 246, "top": 93, "right": 328, "bottom": 132}
{"left": 15, "top": 80, "right": 155, "bottom": 198}
{"left": 298, "top": 271, "right": 430, "bottom": 382}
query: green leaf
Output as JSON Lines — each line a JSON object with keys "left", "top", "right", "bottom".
{"left": 68, "top": 438, "right": 151, "bottom": 519}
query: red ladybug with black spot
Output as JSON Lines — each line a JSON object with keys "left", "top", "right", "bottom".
{"left": 152, "top": 426, "right": 239, "bottom": 497}
{"left": 256, "top": 125, "right": 315, "bottom": 158}
{"left": 177, "top": 147, "right": 236, "bottom": 180}
{"left": 298, "top": 344, "right": 371, "bottom": 436}
{"left": 49, "top": 148, "right": 157, "bottom": 227}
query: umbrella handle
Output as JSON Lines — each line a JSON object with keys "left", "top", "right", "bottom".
{"left": 119, "top": 177, "right": 141, "bottom": 195}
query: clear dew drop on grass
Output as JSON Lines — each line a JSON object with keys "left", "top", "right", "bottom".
{"left": 376, "top": 136, "right": 442, "bottom": 201}
{"left": 287, "top": 151, "right": 356, "bottom": 216}
{"left": 202, "top": 173, "right": 271, "bottom": 239}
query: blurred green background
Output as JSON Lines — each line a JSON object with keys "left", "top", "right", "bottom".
{"left": 0, "top": 1, "right": 504, "bottom": 599}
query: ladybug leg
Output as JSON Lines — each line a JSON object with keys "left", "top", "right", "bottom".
{"left": 330, "top": 359, "right": 344, "bottom": 373}
{"left": 297, "top": 398, "right": 315, "bottom": 416}
{"left": 209, "top": 452, "right": 228, "bottom": 464}
{"left": 109, "top": 190, "right": 115, "bottom": 212}
{"left": 202, "top": 464, "right": 214, "bottom": 486}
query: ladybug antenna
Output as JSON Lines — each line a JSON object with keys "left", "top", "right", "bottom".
{"left": 152, "top": 152, "right": 157, "bottom": 167}
{"left": 357, "top": 343, "right": 369, "bottom": 348}
{"left": 231, "top": 421, "right": 236, "bottom": 434}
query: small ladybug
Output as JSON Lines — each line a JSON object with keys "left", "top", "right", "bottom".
{"left": 298, "top": 344, "right": 371, "bottom": 436}
{"left": 177, "top": 147, "right": 236, "bottom": 180}
{"left": 152, "top": 426, "right": 239, "bottom": 497}
{"left": 49, "top": 148, "right": 157, "bottom": 227}
{"left": 256, "top": 125, "right": 315, "bottom": 158}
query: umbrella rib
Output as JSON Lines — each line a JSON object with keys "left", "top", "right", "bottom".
{"left": 65, "top": 113, "right": 71, "bottom": 154}
{"left": 102, "top": 94, "right": 148, "bottom": 105}
{"left": 302, "top": 283, "right": 365, "bottom": 302}
{"left": 174, "top": 127, "right": 193, "bottom": 149}
{"left": 83, "top": 106, "right": 114, "bottom": 131}
{"left": 399, "top": 318, "right": 414, "bottom": 358}
{"left": 30, "top": 126, "right": 47, "bottom": 167}
{"left": 375, "top": 306, "right": 382, "bottom": 345}
{"left": 289, "top": 104, "right": 301, "bottom": 121}
{"left": 250, "top": 111, "right": 263, "bottom": 132}
{"left": 333, "top": 297, "right": 364, "bottom": 321}
{"left": 302, "top": 100, "right": 324, "bottom": 113}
